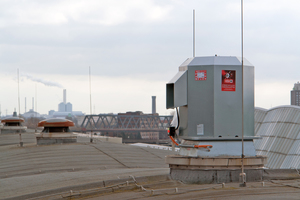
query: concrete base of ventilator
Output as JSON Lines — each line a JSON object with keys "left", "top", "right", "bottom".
{"left": 0, "top": 126, "right": 27, "bottom": 134}
{"left": 36, "top": 133, "right": 77, "bottom": 145}
{"left": 166, "top": 155, "right": 267, "bottom": 184}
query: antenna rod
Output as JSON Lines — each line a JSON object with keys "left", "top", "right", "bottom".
{"left": 17, "top": 69, "right": 23, "bottom": 147}
{"left": 18, "top": 69, "right": 21, "bottom": 117}
{"left": 35, "top": 84, "right": 37, "bottom": 132}
{"left": 193, "top": 9, "right": 195, "bottom": 57}
{"left": 240, "top": 0, "right": 246, "bottom": 187}
{"left": 35, "top": 84, "right": 37, "bottom": 113}
{"left": 89, "top": 66, "right": 93, "bottom": 143}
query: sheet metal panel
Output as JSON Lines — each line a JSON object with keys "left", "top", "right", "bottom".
{"left": 166, "top": 70, "right": 188, "bottom": 109}
{"left": 254, "top": 106, "right": 300, "bottom": 169}
{"left": 288, "top": 140, "right": 300, "bottom": 155}
{"left": 254, "top": 108, "right": 267, "bottom": 135}
{"left": 174, "top": 56, "right": 254, "bottom": 139}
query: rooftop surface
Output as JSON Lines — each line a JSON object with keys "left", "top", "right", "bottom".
{"left": 1, "top": 131, "right": 299, "bottom": 199}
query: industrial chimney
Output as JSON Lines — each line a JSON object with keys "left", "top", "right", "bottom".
{"left": 63, "top": 89, "right": 66, "bottom": 104}
{"left": 25, "top": 97, "right": 27, "bottom": 113}
{"left": 152, "top": 96, "right": 156, "bottom": 114}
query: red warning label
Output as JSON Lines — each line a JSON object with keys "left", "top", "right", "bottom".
{"left": 221, "top": 70, "right": 236, "bottom": 91}
{"left": 195, "top": 70, "right": 207, "bottom": 81}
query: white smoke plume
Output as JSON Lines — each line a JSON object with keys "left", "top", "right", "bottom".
{"left": 21, "top": 73, "right": 63, "bottom": 88}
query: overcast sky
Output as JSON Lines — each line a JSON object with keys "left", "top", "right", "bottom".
{"left": 1, "top": 0, "right": 299, "bottom": 116}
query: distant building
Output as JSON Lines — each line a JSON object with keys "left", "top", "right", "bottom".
{"left": 291, "top": 82, "right": 300, "bottom": 106}
{"left": 117, "top": 111, "right": 161, "bottom": 140}
{"left": 52, "top": 112, "right": 73, "bottom": 118}
{"left": 22, "top": 109, "right": 42, "bottom": 119}
{"left": 117, "top": 111, "right": 143, "bottom": 128}
{"left": 58, "top": 102, "right": 65, "bottom": 112}
{"left": 58, "top": 89, "right": 73, "bottom": 112}
{"left": 47, "top": 89, "right": 83, "bottom": 120}
{"left": 66, "top": 103, "right": 72, "bottom": 112}
{"left": 48, "top": 110, "right": 55, "bottom": 116}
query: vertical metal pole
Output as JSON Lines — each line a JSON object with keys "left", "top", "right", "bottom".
{"left": 17, "top": 69, "right": 23, "bottom": 147}
{"left": 35, "top": 84, "right": 37, "bottom": 132}
{"left": 240, "top": 0, "right": 246, "bottom": 187}
{"left": 89, "top": 66, "right": 93, "bottom": 143}
{"left": 193, "top": 9, "right": 195, "bottom": 57}
{"left": 35, "top": 84, "right": 37, "bottom": 114}
{"left": 241, "top": 0, "right": 244, "bottom": 172}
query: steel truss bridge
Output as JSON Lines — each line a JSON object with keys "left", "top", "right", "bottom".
{"left": 81, "top": 114, "right": 173, "bottom": 133}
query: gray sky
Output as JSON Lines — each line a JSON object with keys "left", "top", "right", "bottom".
{"left": 0, "top": 0, "right": 299, "bottom": 116}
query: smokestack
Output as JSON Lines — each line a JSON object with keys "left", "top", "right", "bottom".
{"left": 63, "top": 89, "right": 66, "bottom": 104}
{"left": 152, "top": 96, "right": 156, "bottom": 114}
{"left": 32, "top": 97, "right": 34, "bottom": 111}
{"left": 25, "top": 97, "right": 27, "bottom": 113}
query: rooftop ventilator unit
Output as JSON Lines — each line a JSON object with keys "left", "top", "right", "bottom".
{"left": 165, "top": 56, "right": 267, "bottom": 184}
